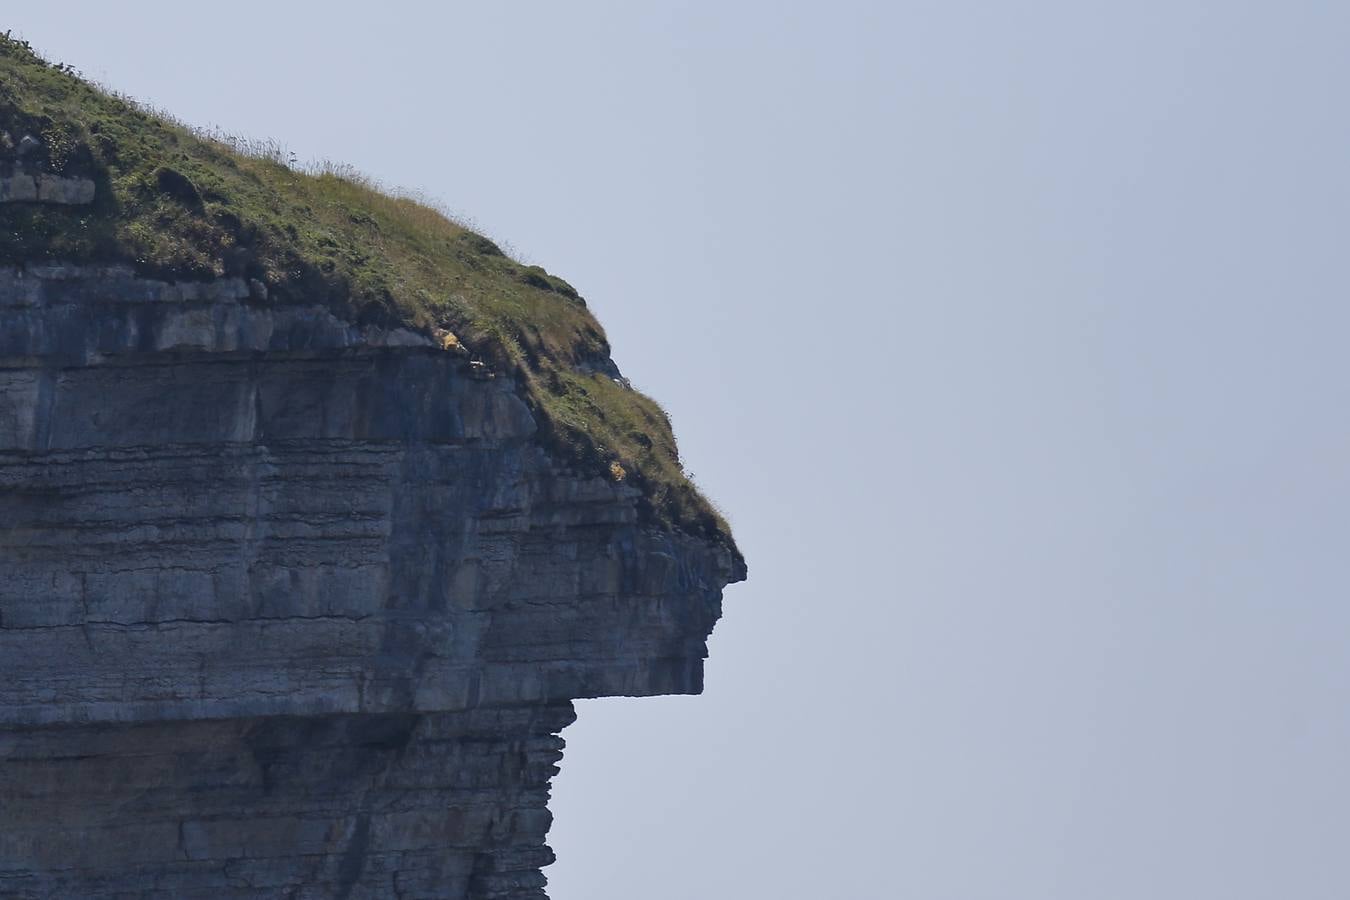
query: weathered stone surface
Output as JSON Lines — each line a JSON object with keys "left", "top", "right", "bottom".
{"left": 0, "top": 706, "right": 575, "bottom": 899}
{"left": 0, "top": 264, "right": 743, "bottom": 898}
{"left": 0, "top": 174, "right": 36, "bottom": 203}
{"left": 0, "top": 171, "right": 94, "bottom": 204}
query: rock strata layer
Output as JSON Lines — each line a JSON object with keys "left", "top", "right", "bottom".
{"left": 0, "top": 263, "right": 743, "bottom": 898}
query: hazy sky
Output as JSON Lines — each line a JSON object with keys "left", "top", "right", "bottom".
{"left": 14, "top": 3, "right": 1350, "bottom": 897}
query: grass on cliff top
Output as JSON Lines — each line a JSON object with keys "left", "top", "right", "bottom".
{"left": 0, "top": 33, "right": 734, "bottom": 550}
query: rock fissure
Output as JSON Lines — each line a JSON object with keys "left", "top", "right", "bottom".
{"left": 2, "top": 613, "right": 380, "bottom": 631}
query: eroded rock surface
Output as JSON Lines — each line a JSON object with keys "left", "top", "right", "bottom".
{"left": 0, "top": 264, "right": 743, "bottom": 898}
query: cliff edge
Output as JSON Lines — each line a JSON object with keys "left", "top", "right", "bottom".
{"left": 0, "top": 36, "right": 743, "bottom": 899}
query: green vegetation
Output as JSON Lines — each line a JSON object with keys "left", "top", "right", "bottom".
{"left": 0, "top": 33, "right": 733, "bottom": 548}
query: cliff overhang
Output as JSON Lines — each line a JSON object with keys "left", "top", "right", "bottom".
{"left": 0, "top": 33, "right": 744, "bottom": 900}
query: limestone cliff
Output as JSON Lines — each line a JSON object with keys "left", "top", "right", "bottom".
{"left": 0, "top": 36, "right": 743, "bottom": 900}
{"left": 0, "top": 261, "right": 743, "bottom": 898}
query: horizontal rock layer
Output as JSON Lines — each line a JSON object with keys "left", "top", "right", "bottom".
{"left": 0, "top": 264, "right": 741, "bottom": 898}
{"left": 1, "top": 705, "right": 575, "bottom": 899}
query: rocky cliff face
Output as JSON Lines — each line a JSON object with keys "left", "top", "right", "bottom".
{"left": 0, "top": 262, "right": 743, "bottom": 898}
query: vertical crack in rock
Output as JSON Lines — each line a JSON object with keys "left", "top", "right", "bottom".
{"left": 0, "top": 265, "right": 745, "bottom": 898}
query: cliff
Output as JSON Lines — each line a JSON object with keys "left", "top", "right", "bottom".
{"left": 0, "top": 37, "right": 743, "bottom": 900}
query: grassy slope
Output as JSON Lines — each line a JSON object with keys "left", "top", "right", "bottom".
{"left": 0, "top": 33, "right": 734, "bottom": 551}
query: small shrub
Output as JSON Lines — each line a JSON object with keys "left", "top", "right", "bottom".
{"left": 519, "top": 266, "right": 553, "bottom": 291}
{"left": 154, "top": 166, "right": 202, "bottom": 209}
{"left": 458, "top": 232, "right": 505, "bottom": 257}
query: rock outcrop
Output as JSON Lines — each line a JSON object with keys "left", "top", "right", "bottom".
{"left": 0, "top": 262, "right": 744, "bottom": 897}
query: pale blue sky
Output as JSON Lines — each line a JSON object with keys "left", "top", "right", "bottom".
{"left": 15, "top": 3, "right": 1350, "bottom": 897}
